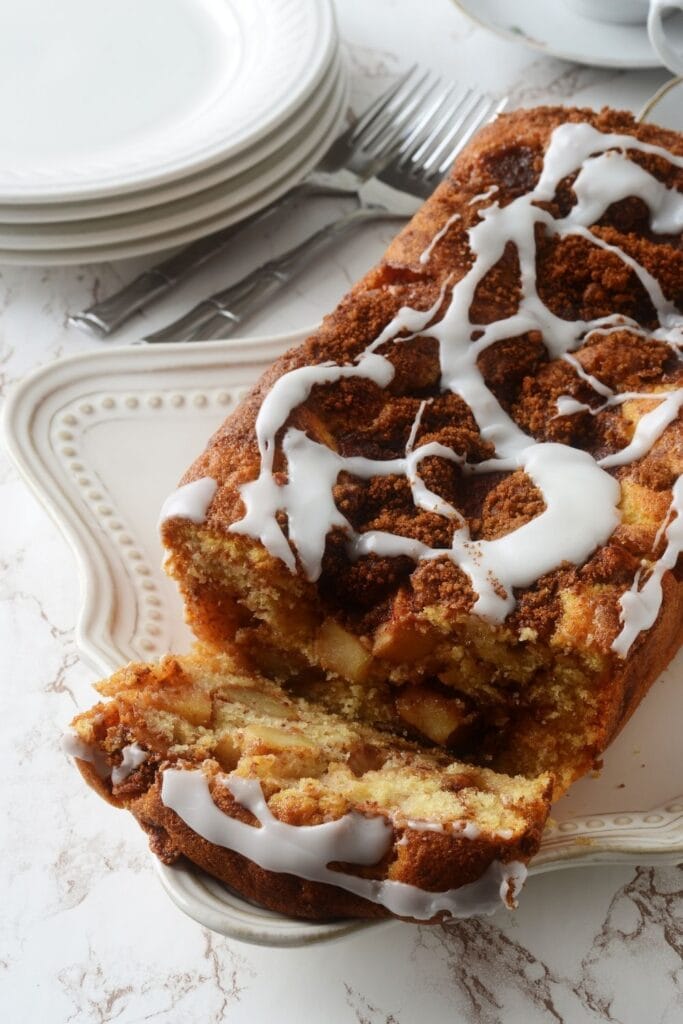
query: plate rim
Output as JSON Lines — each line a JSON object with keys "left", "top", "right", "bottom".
{"left": 5, "top": 334, "right": 682, "bottom": 947}
{"left": 3, "top": 332, "right": 311, "bottom": 672}
{"left": 0, "top": 49, "right": 346, "bottom": 225}
{"left": 0, "top": 70, "right": 349, "bottom": 266}
{"left": 0, "top": 53, "right": 347, "bottom": 250}
{"left": 0, "top": 0, "right": 337, "bottom": 202}
{"left": 450, "top": 0, "right": 663, "bottom": 68}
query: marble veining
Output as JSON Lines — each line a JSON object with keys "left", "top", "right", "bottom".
{"left": 2, "top": 2, "right": 680, "bottom": 1022}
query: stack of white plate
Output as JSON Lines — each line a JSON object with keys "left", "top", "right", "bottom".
{"left": 0, "top": 0, "right": 346, "bottom": 265}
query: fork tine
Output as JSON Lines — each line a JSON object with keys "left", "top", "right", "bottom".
{"left": 422, "top": 93, "right": 489, "bottom": 172}
{"left": 347, "top": 65, "right": 417, "bottom": 144}
{"left": 436, "top": 96, "right": 508, "bottom": 174}
{"left": 395, "top": 85, "right": 472, "bottom": 168}
{"left": 364, "top": 78, "right": 443, "bottom": 161}
{"left": 359, "top": 70, "right": 436, "bottom": 155}
{"left": 395, "top": 84, "right": 459, "bottom": 154}
{"left": 377, "top": 82, "right": 504, "bottom": 199}
{"left": 412, "top": 90, "right": 484, "bottom": 172}
{"left": 492, "top": 94, "right": 508, "bottom": 115}
{"left": 431, "top": 96, "right": 489, "bottom": 172}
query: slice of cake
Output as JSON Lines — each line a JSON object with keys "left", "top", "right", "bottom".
{"left": 67, "top": 648, "right": 551, "bottom": 922}
{"left": 160, "top": 106, "right": 683, "bottom": 801}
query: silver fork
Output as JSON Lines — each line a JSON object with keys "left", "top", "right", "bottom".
{"left": 69, "top": 67, "right": 441, "bottom": 337}
{"left": 143, "top": 91, "right": 506, "bottom": 344}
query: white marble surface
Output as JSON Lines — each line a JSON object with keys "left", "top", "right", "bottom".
{"left": 2, "top": 1, "right": 681, "bottom": 1022}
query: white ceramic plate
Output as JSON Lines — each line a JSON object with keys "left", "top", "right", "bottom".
{"left": 451, "top": 0, "right": 683, "bottom": 67}
{"left": 640, "top": 75, "right": 683, "bottom": 130}
{"left": 0, "top": 71, "right": 348, "bottom": 266}
{"left": 0, "top": 0, "right": 337, "bottom": 203}
{"left": 5, "top": 335, "right": 683, "bottom": 947}
{"left": 0, "top": 49, "right": 344, "bottom": 225}
{"left": 0, "top": 54, "right": 347, "bottom": 251}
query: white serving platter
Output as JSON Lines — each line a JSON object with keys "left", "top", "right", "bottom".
{"left": 5, "top": 334, "right": 683, "bottom": 946}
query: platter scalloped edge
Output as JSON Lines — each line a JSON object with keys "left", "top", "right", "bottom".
{"left": 4, "top": 331, "right": 682, "bottom": 947}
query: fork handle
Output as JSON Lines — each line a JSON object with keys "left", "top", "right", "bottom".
{"left": 68, "top": 179, "right": 355, "bottom": 337}
{"left": 143, "top": 205, "right": 399, "bottom": 344}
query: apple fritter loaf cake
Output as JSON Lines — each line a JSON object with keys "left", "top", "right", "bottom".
{"left": 69, "top": 106, "right": 683, "bottom": 922}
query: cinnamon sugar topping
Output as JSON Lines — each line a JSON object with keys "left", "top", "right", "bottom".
{"left": 228, "top": 122, "right": 682, "bottom": 652}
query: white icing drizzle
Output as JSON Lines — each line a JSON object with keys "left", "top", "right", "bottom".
{"left": 351, "top": 442, "right": 620, "bottom": 621}
{"left": 160, "top": 769, "right": 526, "bottom": 919}
{"left": 64, "top": 733, "right": 150, "bottom": 785}
{"left": 394, "top": 816, "right": 517, "bottom": 840}
{"left": 613, "top": 476, "right": 683, "bottom": 656}
{"left": 469, "top": 184, "right": 499, "bottom": 206}
{"left": 419, "top": 212, "right": 461, "bottom": 265}
{"left": 63, "top": 732, "right": 110, "bottom": 779}
{"left": 600, "top": 390, "right": 683, "bottom": 470}
{"left": 227, "top": 122, "right": 683, "bottom": 654}
{"left": 556, "top": 149, "right": 683, "bottom": 235}
{"left": 562, "top": 224, "right": 681, "bottom": 338}
{"left": 533, "top": 122, "right": 683, "bottom": 199}
{"left": 562, "top": 351, "right": 620, "bottom": 401}
{"left": 557, "top": 354, "right": 683, "bottom": 470}
{"left": 396, "top": 816, "right": 480, "bottom": 839}
{"left": 159, "top": 477, "right": 217, "bottom": 527}
{"left": 111, "top": 743, "right": 149, "bottom": 785}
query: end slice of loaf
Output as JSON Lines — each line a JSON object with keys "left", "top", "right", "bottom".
{"left": 68, "top": 647, "right": 552, "bottom": 922}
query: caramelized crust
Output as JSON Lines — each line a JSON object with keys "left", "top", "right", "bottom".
{"left": 162, "top": 106, "right": 683, "bottom": 797}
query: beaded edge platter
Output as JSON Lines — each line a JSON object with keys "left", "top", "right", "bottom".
{"left": 5, "top": 333, "right": 683, "bottom": 947}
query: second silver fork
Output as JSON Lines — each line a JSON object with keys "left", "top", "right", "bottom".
{"left": 144, "top": 90, "right": 505, "bottom": 344}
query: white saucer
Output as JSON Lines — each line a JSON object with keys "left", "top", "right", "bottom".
{"left": 452, "top": 0, "right": 683, "bottom": 68}
{"left": 0, "top": 0, "right": 337, "bottom": 202}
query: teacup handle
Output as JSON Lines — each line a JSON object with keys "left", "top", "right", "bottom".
{"left": 648, "top": 0, "right": 683, "bottom": 74}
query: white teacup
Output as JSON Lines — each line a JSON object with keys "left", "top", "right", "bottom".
{"left": 648, "top": 0, "right": 683, "bottom": 74}
{"left": 562, "top": 0, "right": 651, "bottom": 24}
